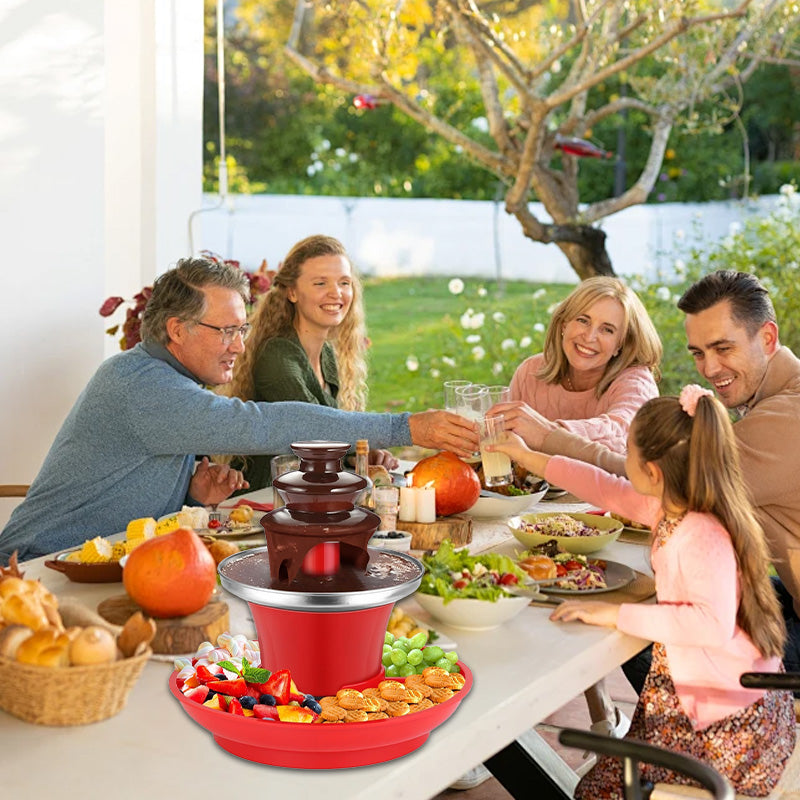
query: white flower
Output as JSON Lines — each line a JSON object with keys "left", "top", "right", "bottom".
{"left": 674, "top": 229, "right": 685, "bottom": 241}
{"left": 430, "top": 368, "right": 440, "bottom": 378}
{"left": 533, "top": 323, "right": 545, "bottom": 334}
{"left": 405, "top": 356, "right": 419, "bottom": 372}
{"left": 471, "top": 116, "right": 489, "bottom": 133}
{"left": 335, "top": 147, "right": 346, "bottom": 157}
{"left": 532, "top": 288, "right": 546, "bottom": 300}
{"left": 492, "top": 362, "right": 503, "bottom": 376}
{"left": 520, "top": 336, "right": 532, "bottom": 348}
{"left": 501, "top": 338, "right": 516, "bottom": 350}
{"left": 466, "top": 334, "right": 482, "bottom": 344}
{"left": 492, "top": 311, "right": 506, "bottom": 323}
{"left": 442, "top": 356, "right": 456, "bottom": 367}
{"left": 477, "top": 287, "right": 487, "bottom": 297}
{"left": 460, "top": 309, "right": 474, "bottom": 329}
{"left": 655, "top": 286, "right": 671, "bottom": 301}
{"left": 779, "top": 183, "right": 796, "bottom": 197}
{"left": 471, "top": 346, "right": 486, "bottom": 361}
{"left": 728, "top": 221, "right": 741, "bottom": 235}
{"left": 673, "top": 259, "right": 686, "bottom": 275}
{"left": 546, "top": 302, "right": 560, "bottom": 314}
{"left": 448, "top": 278, "right": 465, "bottom": 295}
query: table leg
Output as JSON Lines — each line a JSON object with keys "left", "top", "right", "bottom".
{"left": 485, "top": 729, "right": 576, "bottom": 800}
{"left": 584, "top": 679, "right": 617, "bottom": 728}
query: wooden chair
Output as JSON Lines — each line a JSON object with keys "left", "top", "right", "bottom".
{"left": 0, "top": 485, "right": 29, "bottom": 498}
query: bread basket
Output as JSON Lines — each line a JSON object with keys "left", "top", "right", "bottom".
{"left": 0, "top": 648, "right": 150, "bottom": 726}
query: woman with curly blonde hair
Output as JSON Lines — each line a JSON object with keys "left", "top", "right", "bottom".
{"left": 223, "top": 235, "right": 396, "bottom": 489}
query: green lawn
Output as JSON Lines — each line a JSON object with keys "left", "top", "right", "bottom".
{"left": 362, "top": 276, "right": 575, "bottom": 412}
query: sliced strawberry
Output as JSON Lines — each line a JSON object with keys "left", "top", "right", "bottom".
{"left": 195, "top": 664, "right": 219, "bottom": 684}
{"left": 261, "top": 669, "right": 292, "bottom": 705}
{"left": 183, "top": 685, "right": 210, "bottom": 704}
{"left": 227, "top": 698, "right": 244, "bottom": 715}
{"left": 253, "top": 703, "right": 280, "bottom": 721}
{"left": 206, "top": 678, "right": 248, "bottom": 698}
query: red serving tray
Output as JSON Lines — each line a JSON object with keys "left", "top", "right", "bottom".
{"left": 169, "top": 662, "right": 473, "bottom": 769}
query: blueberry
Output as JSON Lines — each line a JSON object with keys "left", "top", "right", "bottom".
{"left": 215, "top": 673, "right": 227, "bottom": 679}
{"left": 240, "top": 696, "right": 257, "bottom": 710}
{"left": 301, "top": 694, "right": 322, "bottom": 714}
{"left": 372, "top": 532, "right": 388, "bottom": 539}
{"left": 259, "top": 693, "right": 277, "bottom": 706}
{"left": 205, "top": 689, "right": 216, "bottom": 699}
{"left": 388, "top": 531, "right": 404, "bottom": 539}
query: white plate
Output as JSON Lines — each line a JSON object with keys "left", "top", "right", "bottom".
{"left": 544, "top": 559, "right": 636, "bottom": 595}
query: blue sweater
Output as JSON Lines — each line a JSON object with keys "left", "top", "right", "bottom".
{"left": 0, "top": 343, "right": 411, "bottom": 561}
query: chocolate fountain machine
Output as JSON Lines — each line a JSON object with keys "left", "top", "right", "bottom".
{"left": 218, "top": 441, "right": 424, "bottom": 696}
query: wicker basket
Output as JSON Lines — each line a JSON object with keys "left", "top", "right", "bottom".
{"left": 0, "top": 648, "right": 151, "bottom": 726}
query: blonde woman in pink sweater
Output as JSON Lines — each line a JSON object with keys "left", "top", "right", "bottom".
{"left": 501, "top": 277, "right": 661, "bottom": 454}
{"left": 490, "top": 386, "right": 795, "bottom": 797}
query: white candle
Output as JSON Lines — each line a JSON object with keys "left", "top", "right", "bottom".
{"left": 415, "top": 486, "right": 436, "bottom": 524}
{"left": 398, "top": 487, "right": 417, "bottom": 522}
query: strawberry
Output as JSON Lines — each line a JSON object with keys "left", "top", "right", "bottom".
{"left": 227, "top": 698, "right": 244, "bottom": 715}
{"left": 260, "top": 669, "right": 292, "bottom": 705}
{"left": 195, "top": 664, "right": 219, "bottom": 684}
{"left": 206, "top": 678, "right": 248, "bottom": 698}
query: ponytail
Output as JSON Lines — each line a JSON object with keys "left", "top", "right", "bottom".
{"left": 633, "top": 394, "right": 785, "bottom": 658}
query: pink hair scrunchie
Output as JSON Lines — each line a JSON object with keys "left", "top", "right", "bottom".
{"left": 679, "top": 384, "right": 714, "bottom": 417}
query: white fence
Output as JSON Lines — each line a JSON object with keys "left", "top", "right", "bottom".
{"left": 196, "top": 193, "right": 781, "bottom": 284}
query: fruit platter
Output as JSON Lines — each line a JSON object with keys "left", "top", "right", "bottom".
{"left": 170, "top": 631, "right": 472, "bottom": 768}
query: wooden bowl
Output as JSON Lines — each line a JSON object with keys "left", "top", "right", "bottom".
{"left": 44, "top": 551, "right": 123, "bottom": 583}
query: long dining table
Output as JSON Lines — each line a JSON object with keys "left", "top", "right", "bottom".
{"left": 2, "top": 487, "right": 653, "bottom": 800}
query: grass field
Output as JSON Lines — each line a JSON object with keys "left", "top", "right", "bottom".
{"left": 361, "top": 276, "right": 576, "bottom": 412}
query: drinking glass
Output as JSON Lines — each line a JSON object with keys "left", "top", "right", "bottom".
{"left": 443, "top": 380, "right": 472, "bottom": 412}
{"left": 455, "top": 385, "right": 489, "bottom": 421}
{"left": 270, "top": 453, "right": 301, "bottom": 509}
{"left": 479, "top": 415, "right": 514, "bottom": 487}
{"left": 486, "top": 385, "right": 511, "bottom": 406}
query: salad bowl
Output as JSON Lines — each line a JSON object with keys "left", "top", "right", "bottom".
{"left": 508, "top": 512, "right": 623, "bottom": 554}
{"left": 414, "top": 592, "right": 530, "bottom": 631}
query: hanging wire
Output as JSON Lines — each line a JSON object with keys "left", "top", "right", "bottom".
{"left": 188, "top": 0, "right": 227, "bottom": 255}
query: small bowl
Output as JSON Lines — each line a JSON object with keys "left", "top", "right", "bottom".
{"left": 44, "top": 551, "right": 123, "bottom": 583}
{"left": 368, "top": 531, "right": 412, "bottom": 553}
{"left": 507, "top": 512, "right": 623, "bottom": 555}
{"left": 414, "top": 591, "right": 530, "bottom": 631}
{"left": 465, "top": 480, "right": 548, "bottom": 519}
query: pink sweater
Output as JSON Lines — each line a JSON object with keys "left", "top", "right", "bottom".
{"left": 546, "top": 456, "right": 781, "bottom": 730}
{"left": 509, "top": 354, "right": 657, "bottom": 454}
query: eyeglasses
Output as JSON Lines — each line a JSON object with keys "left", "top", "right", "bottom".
{"left": 195, "top": 321, "right": 252, "bottom": 345}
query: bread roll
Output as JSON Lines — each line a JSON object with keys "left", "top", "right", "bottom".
{"left": 1, "top": 593, "right": 50, "bottom": 630}
{"left": 519, "top": 555, "right": 557, "bottom": 581}
{"left": 0, "top": 624, "right": 34, "bottom": 659}
{"left": 16, "top": 629, "right": 71, "bottom": 666}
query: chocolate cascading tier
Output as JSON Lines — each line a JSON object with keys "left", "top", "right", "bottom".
{"left": 264, "top": 441, "right": 378, "bottom": 584}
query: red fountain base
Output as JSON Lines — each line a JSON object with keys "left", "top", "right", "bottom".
{"left": 249, "top": 601, "right": 394, "bottom": 696}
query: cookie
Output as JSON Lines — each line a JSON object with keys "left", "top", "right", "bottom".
{"left": 386, "top": 701, "right": 410, "bottom": 717}
{"left": 378, "top": 680, "right": 408, "bottom": 702}
{"left": 320, "top": 704, "right": 347, "bottom": 722}
{"left": 408, "top": 697, "right": 435, "bottom": 713}
{"left": 336, "top": 689, "right": 366, "bottom": 710}
{"left": 344, "top": 709, "right": 369, "bottom": 723}
{"left": 429, "top": 687, "right": 454, "bottom": 704}
{"left": 421, "top": 667, "right": 452, "bottom": 688}
{"left": 366, "top": 711, "right": 390, "bottom": 721}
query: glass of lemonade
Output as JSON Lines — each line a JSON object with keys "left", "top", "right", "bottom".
{"left": 443, "top": 380, "right": 472, "bottom": 412}
{"left": 455, "top": 385, "right": 489, "bottom": 461}
{"left": 479, "top": 415, "right": 513, "bottom": 487}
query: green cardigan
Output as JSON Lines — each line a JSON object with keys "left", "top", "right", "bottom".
{"left": 239, "top": 330, "right": 340, "bottom": 490}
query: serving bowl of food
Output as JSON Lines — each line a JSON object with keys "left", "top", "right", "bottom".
{"left": 465, "top": 468, "right": 549, "bottom": 519}
{"left": 508, "top": 512, "right": 623, "bottom": 555}
{"left": 414, "top": 540, "right": 532, "bottom": 631}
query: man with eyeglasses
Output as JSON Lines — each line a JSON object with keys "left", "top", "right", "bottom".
{"left": 1, "top": 257, "right": 478, "bottom": 562}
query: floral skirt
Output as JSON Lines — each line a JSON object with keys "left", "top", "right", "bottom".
{"left": 575, "top": 643, "right": 796, "bottom": 799}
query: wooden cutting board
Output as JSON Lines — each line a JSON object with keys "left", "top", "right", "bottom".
{"left": 400, "top": 515, "right": 472, "bottom": 551}
{"left": 97, "top": 595, "right": 229, "bottom": 655}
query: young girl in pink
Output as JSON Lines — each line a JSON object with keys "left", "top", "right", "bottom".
{"left": 492, "top": 385, "right": 796, "bottom": 796}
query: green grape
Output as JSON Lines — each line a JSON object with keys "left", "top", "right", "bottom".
{"left": 406, "top": 648, "right": 424, "bottom": 666}
{"left": 384, "top": 632, "right": 395, "bottom": 646}
{"left": 390, "top": 648, "right": 408, "bottom": 667}
{"left": 397, "top": 663, "right": 415, "bottom": 677}
{"left": 422, "top": 645, "right": 444, "bottom": 663}
{"left": 383, "top": 643, "right": 393, "bottom": 655}
{"left": 435, "top": 656, "right": 453, "bottom": 671}
{"left": 408, "top": 631, "right": 428, "bottom": 649}
{"left": 385, "top": 664, "right": 399, "bottom": 677}
{"left": 393, "top": 637, "right": 412, "bottom": 653}
{"left": 382, "top": 651, "right": 393, "bottom": 667}
{"left": 444, "top": 651, "right": 459, "bottom": 663}
{"left": 450, "top": 664, "right": 461, "bottom": 674}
